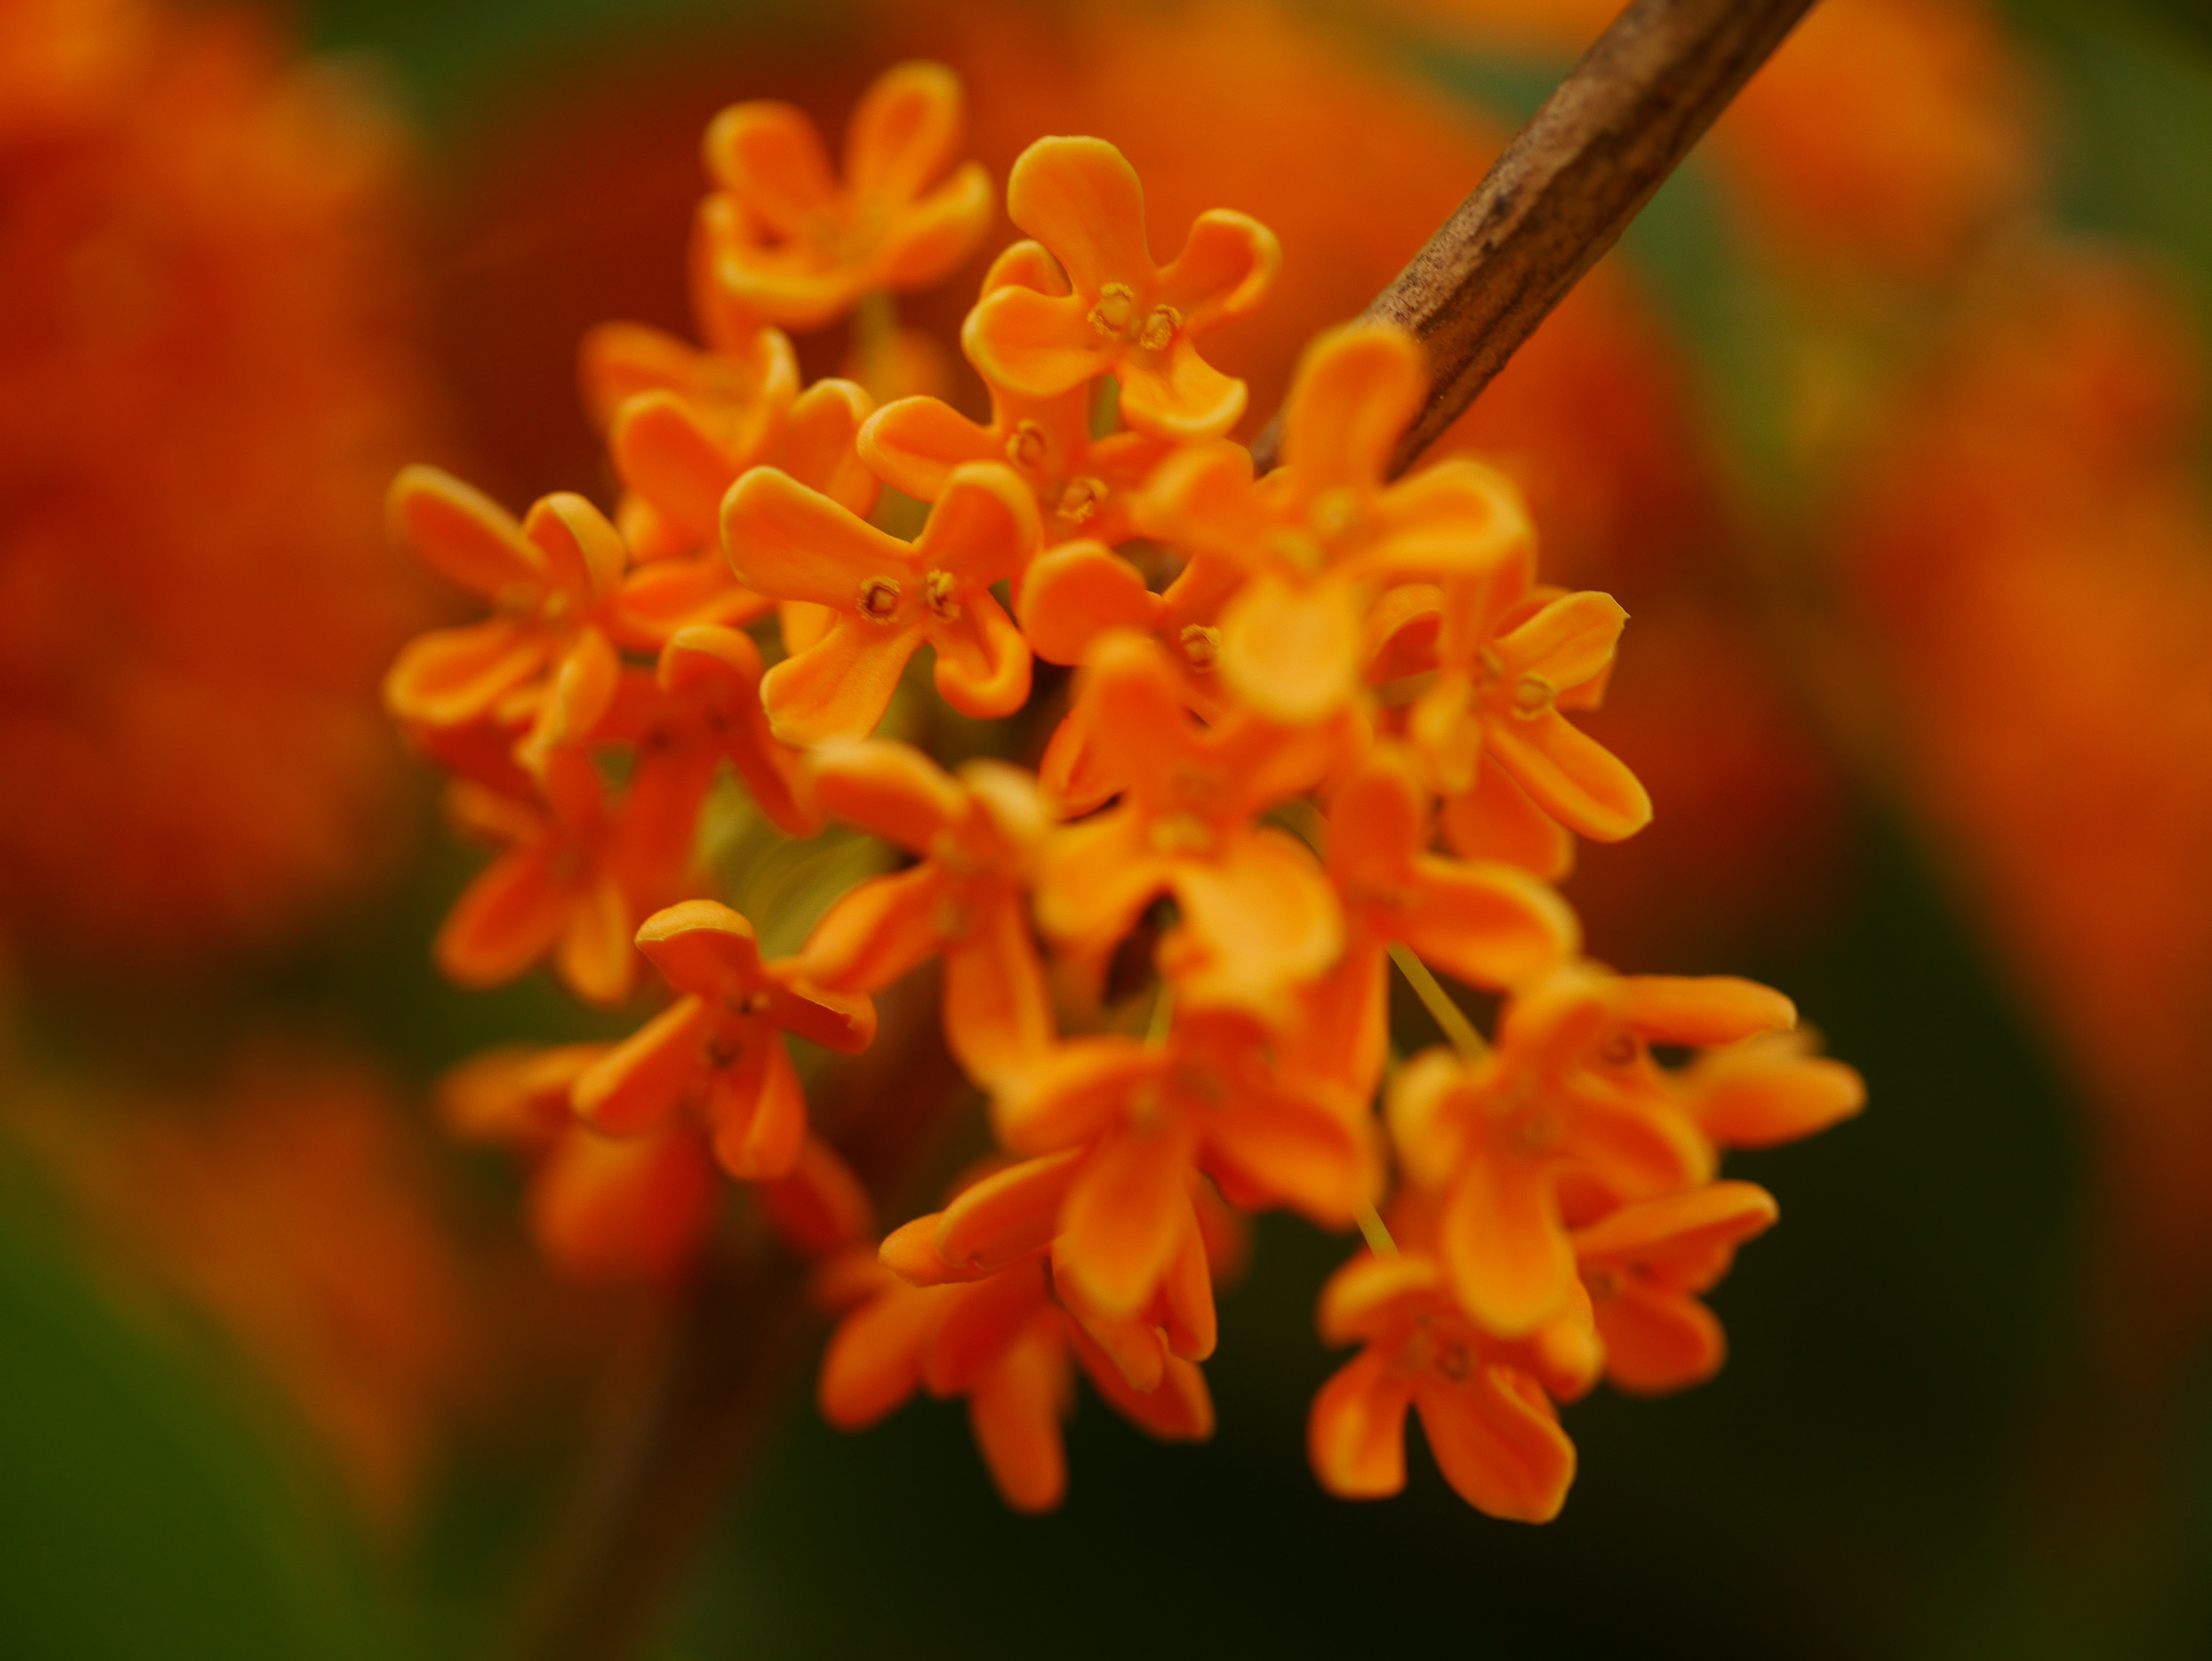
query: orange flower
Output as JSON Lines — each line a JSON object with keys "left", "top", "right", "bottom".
{"left": 800, "top": 740, "right": 1054, "bottom": 1088}
{"left": 1571, "top": 1181, "right": 1779, "bottom": 1395}
{"left": 721, "top": 460, "right": 1039, "bottom": 745}
{"left": 963, "top": 136, "right": 1279, "bottom": 440}
{"left": 440, "top": 1042, "right": 719, "bottom": 1284}
{"left": 861, "top": 240, "right": 1176, "bottom": 543}
{"left": 991, "top": 1009, "right": 1371, "bottom": 1315}
{"left": 435, "top": 750, "right": 647, "bottom": 1005}
{"left": 1376, "top": 563, "right": 1653, "bottom": 845}
{"left": 1032, "top": 631, "right": 1347, "bottom": 995}
{"left": 1385, "top": 968, "right": 1800, "bottom": 1335}
{"left": 698, "top": 60, "right": 994, "bottom": 332}
{"left": 1139, "top": 323, "right": 1536, "bottom": 723}
{"left": 1290, "top": 744, "right": 1580, "bottom": 1098}
{"left": 573, "top": 901, "right": 876, "bottom": 1181}
{"left": 1675, "top": 1030, "right": 1867, "bottom": 1153}
{"left": 1309, "top": 1234, "right": 1585, "bottom": 1522}
{"left": 382, "top": 468, "right": 626, "bottom": 777}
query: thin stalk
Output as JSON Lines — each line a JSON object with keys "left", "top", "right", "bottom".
{"left": 1388, "top": 943, "right": 1488, "bottom": 1063}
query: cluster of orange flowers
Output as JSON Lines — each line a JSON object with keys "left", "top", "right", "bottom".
{"left": 393, "top": 65, "right": 1861, "bottom": 1519}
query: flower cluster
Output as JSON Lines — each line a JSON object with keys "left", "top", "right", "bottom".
{"left": 394, "top": 64, "right": 1861, "bottom": 1519}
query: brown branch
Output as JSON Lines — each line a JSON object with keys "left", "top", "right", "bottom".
{"left": 1248, "top": 0, "right": 1817, "bottom": 476}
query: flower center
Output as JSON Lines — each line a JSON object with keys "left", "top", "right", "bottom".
{"left": 1058, "top": 476, "right": 1107, "bottom": 525}
{"left": 1137, "top": 304, "right": 1180, "bottom": 352}
{"left": 1510, "top": 674, "right": 1556, "bottom": 720}
{"left": 925, "top": 569, "right": 961, "bottom": 620}
{"left": 1004, "top": 418, "right": 1050, "bottom": 472}
{"left": 1179, "top": 623, "right": 1221, "bottom": 671}
{"left": 858, "top": 576, "right": 902, "bottom": 620}
{"left": 1088, "top": 282, "right": 1137, "bottom": 337}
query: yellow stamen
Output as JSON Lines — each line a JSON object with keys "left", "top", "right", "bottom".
{"left": 858, "top": 576, "right": 902, "bottom": 620}
{"left": 1138, "top": 304, "right": 1180, "bottom": 351}
{"left": 1088, "top": 282, "right": 1136, "bottom": 336}
{"left": 925, "top": 569, "right": 961, "bottom": 620}
{"left": 1059, "top": 476, "right": 1107, "bottom": 525}
{"left": 1004, "top": 419, "right": 1048, "bottom": 471}
{"left": 1511, "top": 674, "right": 1556, "bottom": 720}
{"left": 1179, "top": 622, "right": 1221, "bottom": 670}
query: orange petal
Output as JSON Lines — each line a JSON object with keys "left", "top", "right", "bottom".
{"left": 1315, "top": 1252, "right": 1448, "bottom": 1345}
{"left": 1440, "top": 763, "right": 1575, "bottom": 882}
{"left": 1131, "top": 438, "right": 1267, "bottom": 557}
{"left": 1067, "top": 1314, "right": 1215, "bottom": 1442}
{"left": 1382, "top": 1046, "right": 1476, "bottom": 1191}
{"left": 967, "top": 1318, "right": 1071, "bottom": 1513}
{"left": 1203, "top": 1082, "right": 1368, "bottom": 1227}
{"left": 1412, "top": 1365, "right": 1575, "bottom": 1522}
{"left": 532, "top": 1123, "right": 718, "bottom": 1284}
{"left": 437, "top": 1043, "right": 605, "bottom": 1144}
{"left": 1282, "top": 323, "right": 1421, "bottom": 496}
{"left": 802, "top": 865, "right": 947, "bottom": 993}
{"left": 1495, "top": 590, "right": 1627, "bottom": 691}
{"left": 517, "top": 626, "right": 621, "bottom": 774}
{"left": 1158, "top": 1204, "right": 1218, "bottom": 1361}
{"left": 707, "top": 1034, "right": 808, "bottom": 1180}
{"left": 1058, "top": 1119, "right": 1200, "bottom": 1316}
{"left": 1483, "top": 711, "right": 1653, "bottom": 842}
{"left": 635, "top": 899, "right": 763, "bottom": 999}
{"left": 384, "top": 618, "right": 547, "bottom": 729}
{"left": 1017, "top": 540, "right": 1160, "bottom": 666}
{"left": 1169, "top": 826, "right": 1344, "bottom": 989}
{"left": 1361, "top": 461, "right": 1535, "bottom": 581}
{"left": 523, "top": 492, "right": 627, "bottom": 605}
{"left": 931, "top": 591, "right": 1034, "bottom": 721}
{"left": 809, "top": 738, "right": 964, "bottom": 849}
{"left": 942, "top": 901, "right": 1056, "bottom": 1089}
{"left": 926, "top": 1257, "right": 1052, "bottom": 1397}
{"left": 1033, "top": 808, "right": 1169, "bottom": 953}
{"left": 1116, "top": 343, "right": 1247, "bottom": 442}
{"left": 1218, "top": 572, "right": 1363, "bottom": 724}
{"left": 609, "top": 392, "right": 735, "bottom": 545}
{"left": 1308, "top": 1349, "right": 1412, "bottom": 1499}
{"left": 434, "top": 843, "right": 563, "bottom": 989}
{"left": 877, "top": 163, "right": 996, "bottom": 292}
{"left": 819, "top": 1281, "right": 941, "bottom": 1428}
{"left": 1398, "top": 857, "right": 1579, "bottom": 990}
{"left": 1156, "top": 208, "right": 1281, "bottom": 335}
{"left": 780, "top": 378, "right": 880, "bottom": 518}
{"left": 844, "top": 60, "right": 964, "bottom": 205}
{"left": 990, "top": 1035, "right": 1160, "bottom": 1154}
{"left": 1683, "top": 1036, "right": 1864, "bottom": 1148}
{"left": 914, "top": 460, "right": 1041, "bottom": 588}
{"left": 616, "top": 555, "right": 774, "bottom": 648}
{"left": 658, "top": 625, "right": 821, "bottom": 835}
{"left": 703, "top": 99, "right": 836, "bottom": 238}
{"left": 1621, "top": 975, "right": 1797, "bottom": 1046}
{"left": 387, "top": 466, "right": 540, "bottom": 598}
{"left": 963, "top": 284, "right": 1107, "bottom": 400}
{"left": 1573, "top": 1181, "right": 1778, "bottom": 1285}
{"left": 759, "top": 619, "right": 924, "bottom": 747}
{"left": 1594, "top": 1285, "right": 1727, "bottom": 1396}
{"left": 857, "top": 395, "right": 995, "bottom": 504}
{"left": 931, "top": 1148, "right": 1085, "bottom": 1274}
{"left": 722, "top": 466, "right": 908, "bottom": 609}
{"left": 1004, "top": 135, "right": 1150, "bottom": 296}
{"left": 573, "top": 996, "right": 711, "bottom": 1136}
{"left": 1441, "top": 1152, "right": 1575, "bottom": 1338}
{"left": 1052, "top": 1266, "right": 1167, "bottom": 1393}
{"left": 762, "top": 962, "right": 878, "bottom": 1054}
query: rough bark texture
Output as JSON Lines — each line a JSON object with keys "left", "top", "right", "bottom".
{"left": 1249, "top": 0, "right": 1819, "bottom": 475}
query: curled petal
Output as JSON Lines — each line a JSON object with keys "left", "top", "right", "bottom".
{"left": 1496, "top": 590, "right": 1627, "bottom": 691}
{"left": 1004, "top": 134, "right": 1150, "bottom": 297}
{"left": 635, "top": 899, "right": 763, "bottom": 999}
{"left": 1054, "top": 1269, "right": 1166, "bottom": 1394}
{"left": 573, "top": 996, "right": 712, "bottom": 1136}
{"left": 858, "top": 396, "right": 995, "bottom": 504}
{"left": 1203, "top": 1085, "right": 1369, "bottom": 1227}
{"left": 1573, "top": 1181, "right": 1778, "bottom": 1288}
{"left": 982, "top": 237, "right": 1069, "bottom": 297}
{"left": 990, "top": 1036, "right": 1160, "bottom": 1153}
{"left": 1621, "top": 975, "right": 1797, "bottom": 1046}
{"left": 524, "top": 493, "right": 627, "bottom": 605}
{"left": 1115, "top": 343, "right": 1247, "bottom": 442}
{"left": 1159, "top": 1206, "right": 1217, "bottom": 1362}
{"left": 1132, "top": 439, "right": 1266, "bottom": 557}
{"left": 1309, "top": 1349, "right": 1412, "bottom": 1500}
{"left": 1033, "top": 808, "right": 1169, "bottom": 953}
{"left": 388, "top": 466, "right": 540, "bottom": 598}
{"left": 1441, "top": 1153, "right": 1575, "bottom": 1338}
{"left": 1440, "top": 765, "right": 1575, "bottom": 882}
{"left": 384, "top": 618, "right": 547, "bottom": 730}
{"left": 930, "top": 1148, "right": 1085, "bottom": 1275}
{"left": 1316, "top": 1253, "right": 1448, "bottom": 1346}
{"left": 914, "top": 461, "right": 1043, "bottom": 588}
{"left": 557, "top": 866, "right": 635, "bottom": 1004}
{"left": 1169, "top": 827, "right": 1344, "bottom": 990}
{"left": 435, "top": 844, "right": 564, "bottom": 989}
{"left": 1362, "top": 461, "right": 1535, "bottom": 580}
{"left": 438, "top": 1043, "right": 604, "bottom": 1144}
{"left": 1595, "top": 1286, "right": 1727, "bottom": 1396}
{"left": 611, "top": 392, "right": 738, "bottom": 544}
{"left": 1684, "top": 1038, "right": 1865, "bottom": 1148}
{"left": 1018, "top": 540, "right": 1160, "bottom": 666}
{"left": 802, "top": 864, "right": 947, "bottom": 993}
{"left": 723, "top": 466, "right": 907, "bottom": 609}
{"left": 846, "top": 60, "right": 964, "bottom": 204}
{"left": 810, "top": 738, "right": 965, "bottom": 849}
{"left": 1483, "top": 712, "right": 1653, "bottom": 843}
{"left": 1156, "top": 208, "right": 1281, "bottom": 335}
{"left": 963, "top": 285, "right": 1109, "bottom": 401}
{"left": 617, "top": 555, "right": 774, "bottom": 648}
{"left": 1282, "top": 323, "right": 1422, "bottom": 496}
{"left": 1219, "top": 572, "right": 1364, "bottom": 724}
{"left": 942, "top": 902, "right": 1056, "bottom": 1089}
{"left": 706, "top": 1034, "right": 808, "bottom": 1179}
{"left": 1071, "top": 1319, "right": 1216, "bottom": 1443}
{"left": 927, "top": 1258, "right": 1052, "bottom": 1397}
{"left": 1397, "top": 858, "right": 1580, "bottom": 991}
{"left": 659, "top": 625, "right": 820, "bottom": 835}
{"left": 762, "top": 964, "right": 877, "bottom": 1054}
{"left": 1383, "top": 1047, "right": 1476, "bottom": 1191}
{"left": 1058, "top": 1119, "right": 1201, "bottom": 1316}
{"left": 781, "top": 377, "right": 879, "bottom": 517}
{"left": 933, "top": 593, "right": 1033, "bottom": 720}
{"left": 1412, "top": 1365, "right": 1575, "bottom": 1523}
{"left": 760, "top": 619, "right": 925, "bottom": 747}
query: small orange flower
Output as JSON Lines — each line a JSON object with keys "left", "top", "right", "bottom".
{"left": 1674, "top": 1029, "right": 1868, "bottom": 1152}
{"left": 1032, "top": 631, "right": 1347, "bottom": 994}
{"left": 440, "top": 1043, "right": 720, "bottom": 1284}
{"left": 963, "top": 136, "right": 1279, "bottom": 440}
{"left": 1385, "top": 967, "right": 1794, "bottom": 1336}
{"left": 800, "top": 740, "right": 1054, "bottom": 1088}
{"left": 1571, "top": 1181, "right": 1779, "bottom": 1395}
{"left": 435, "top": 750, "right": 646, "bottom": 1006}
{"left": 722, "top": 459, "right": 1040, "bottom": 745}
{"left": 1138, "top": 323, "right": 1536, "bottom": 722}
{"left": 573, "top": 901, "right": 876, "bottom": 1181}
{"left": 382, "top": 468, "right": 626, "bottom": 777}
{"left": 699, "top": 60, "right": 994, "bottom": 332}
{"left": 1309, "top": 1230, "right": 1585, "bottom": 1522}
{"left": 861, "top": 240, "right": 1176, "bottom": 542}
{"left": 991, "top": 1009, "right": 1372, "bottom": 1315}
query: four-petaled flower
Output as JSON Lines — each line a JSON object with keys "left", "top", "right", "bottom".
{"left": 722, "top": 460, "right": 1040, "bottom": 746}
{"left": 574, "top": 900, "right": 876, "bottom": 1179}
{"left": 964, "top": 136, "right": 1279, "bottom": 440}
{"left": 1570, "top": 1181, "right": 1779, "bottom": 1395}
{"left": 801, "top": 740, "right": 1054, "bottom": 1088}
{"left": 699, "top": 61, "right": 994, "bottom": 332}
